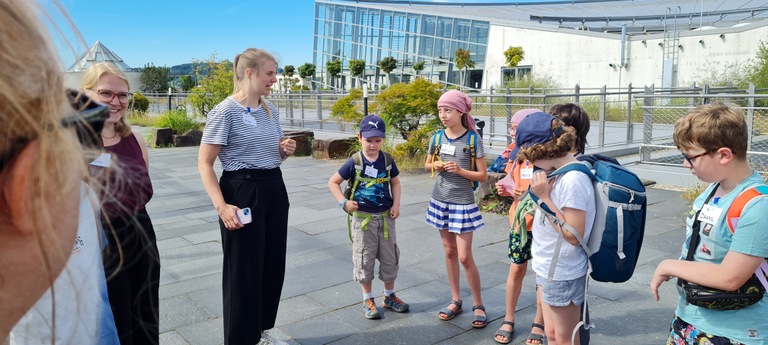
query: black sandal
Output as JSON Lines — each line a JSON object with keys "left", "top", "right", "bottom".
{"left": 471, "top": 305, "right": 487, "bottom": 328}
{"left": 526, "top": 323, "right": 545, "bottom": 345}
{"left": 494, "top": 320, "right": 515, "bottom": 344}
{"left": 438, "top": 300, "right": 462, "bottom": 321}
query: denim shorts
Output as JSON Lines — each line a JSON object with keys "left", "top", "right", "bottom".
{"left": 536, "top": 274, "right": 587, "bottom": 307}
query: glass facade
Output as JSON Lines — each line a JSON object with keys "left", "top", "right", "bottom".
{"left": 313, "top": 1, "right": 489, "bottom": 90}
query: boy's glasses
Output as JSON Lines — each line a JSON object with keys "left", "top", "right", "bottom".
{"left": 682, "top": 150, "right": 712, "bottom": 166}
{"left": 96, "top": 89, "right": 132, "bottom": 104}
{"left": 0, "top": 90, "right": 109, "bottom": 171}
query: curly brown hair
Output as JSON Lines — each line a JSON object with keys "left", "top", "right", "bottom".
{"left": 519, "top": 118, "right": 577, "bottom": 163}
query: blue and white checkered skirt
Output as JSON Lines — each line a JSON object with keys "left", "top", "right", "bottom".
{"left": 425, "top": 198, "right": 484, "bottom": 233}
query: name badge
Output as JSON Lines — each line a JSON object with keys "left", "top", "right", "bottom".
{"left": 520, "top": 168, "right": 534, "bottom": 180}
{"left": 242, "top": 114, "right": 258, "bottom": 127}
{"left": 697, "top": 204, "right": 723, "bottom": 225}
{"left": 440, "top": 144, "right": 456, "bottom": 155}
{"left": 89, "top": 153, "right": 111, "bottom": 167}
{"left": 364, "top": 165, "right": 378, "bottom": 178}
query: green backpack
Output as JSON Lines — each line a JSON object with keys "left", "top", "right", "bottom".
{"left": 343, "top": 151, "right": 393, "bottom": 241}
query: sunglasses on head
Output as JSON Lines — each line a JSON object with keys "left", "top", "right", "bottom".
{"left": 0, "top": 89, "right": 109, "bottom": 171}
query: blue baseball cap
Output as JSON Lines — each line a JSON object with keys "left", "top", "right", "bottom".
{"left": 360, "top": 115, "right": 386, "bottom": 138}
{"left": 509, "top": 111, "right": 562, "bottom": 161}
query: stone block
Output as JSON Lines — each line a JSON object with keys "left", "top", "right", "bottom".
{"left": 283, "top": 129, "right": 315, "bottom": 156}
{"left": 312, "top": 137, "right": 357, "bottom": 159}
{"left": 152, "top": 127, "right": 174, "bottom": 147}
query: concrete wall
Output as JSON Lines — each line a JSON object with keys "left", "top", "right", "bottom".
{"left": 484, "top": 22, "right": 768, "bottom": 89}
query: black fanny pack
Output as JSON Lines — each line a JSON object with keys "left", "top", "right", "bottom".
{"left": 679, "top": 184, "right": 767, "bottom": 311}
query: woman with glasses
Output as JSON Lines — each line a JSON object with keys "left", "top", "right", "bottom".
{"left": 0, "top": 1, "right": 118, "bottom": 343}
{"left": 82, "top": 62, "right": 160, "bottom": 345}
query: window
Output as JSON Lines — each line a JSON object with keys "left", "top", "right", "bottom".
{"left": 501, "top": 66, "right": 533, "bottom": 84}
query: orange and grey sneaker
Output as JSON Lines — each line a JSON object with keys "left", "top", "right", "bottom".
{"left": 363, "top": 298, "right": 381, "bottom": 319}
{"left": 382, "top": 293, "right": 409, "bottom": 313}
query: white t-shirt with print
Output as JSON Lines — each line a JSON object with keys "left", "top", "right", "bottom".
{"left": 10, "top": 183, "right": 119, "bottom": 345}
{"left": 531, "top": 170, "right": 596, "bottom": 281}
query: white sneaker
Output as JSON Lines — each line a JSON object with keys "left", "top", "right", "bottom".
{"left": 260, "top": 330, "right": 288, "bottom": 345}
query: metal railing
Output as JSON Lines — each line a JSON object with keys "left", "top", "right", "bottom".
{"left": 141, "top": 84, "right": 768, "bottom": 169}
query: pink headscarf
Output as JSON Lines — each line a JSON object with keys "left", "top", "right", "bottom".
{"left": 438, "top": 90, "right": 477, "bottom": 134}
{"left": 511, "top": 108, "right": 540, "bottom": 125}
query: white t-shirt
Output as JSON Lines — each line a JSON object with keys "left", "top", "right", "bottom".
{"left": 531, "top": 170, "right": 596, "bottom": 281}
{"left": 10, "top": 184, "right": 119, "bottom": 345}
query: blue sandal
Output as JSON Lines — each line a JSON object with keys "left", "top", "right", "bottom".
{"left": 472, "top": 305, "right": 487, "bottom": 328}
{"left": 438, "top": 300, "right": 462, "bottom": 321}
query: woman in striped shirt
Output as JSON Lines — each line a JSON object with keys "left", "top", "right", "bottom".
{"left": 198, "top": 48, "right": 296, "bottom": 345}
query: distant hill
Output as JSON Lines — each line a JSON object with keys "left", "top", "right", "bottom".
{"left": 169, "top": 63, "right": 208, "bottom": 76}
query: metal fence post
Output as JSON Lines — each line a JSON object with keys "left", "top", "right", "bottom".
{"left": 167, "top": 87, "right": 172, "bottom": 112}
{"left": 703, "top": 84, "right": 711, "bottom": 104}
{"left": 626, "top": 83, "right": 633, "bottom": 143}
{"left": 316, "top": 93, "right": 323, "bottom": 130}
{"left": 506, "top": 88, "right": 513, "bottom": 146}
{"left": 747, "top": 83, "right": 756, "bottom": 152}
{"left": 642, "top": 85, "right": 655, "bottom": 162}
{"left": 574, "top": 84, "right": 580, "bottom": 104}
{"left": 598, "top": 85, "right": 606, "bottom": 148}
{"left": 287, "top": 90, "right": 295, "bottom": 127}
{"left": 299, "top": 89, "right": 305, "bottom": 127}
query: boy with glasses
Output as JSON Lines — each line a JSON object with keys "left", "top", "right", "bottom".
{"left": 650, "top": 101, "right": 768, "bottom": 345}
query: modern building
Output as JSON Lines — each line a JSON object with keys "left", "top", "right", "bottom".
{"left": 64, "top": 41, "right": 142, "bottom": 90}
{"left": 312, "top": 0, "right": 768, "bottom": 90}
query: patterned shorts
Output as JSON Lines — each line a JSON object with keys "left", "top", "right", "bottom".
{"left": 508, "top": 228, "right": 533, "bottom": 264}
{"left": 667, "top": 315, "right": 746, "bottom": 345}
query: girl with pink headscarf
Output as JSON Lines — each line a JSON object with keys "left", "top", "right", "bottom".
{"left": 424, "top": 90, "right": 489, "bottom": 329}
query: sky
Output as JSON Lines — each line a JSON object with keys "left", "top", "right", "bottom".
{"left": 52, "top": 0, "right": 560, "bottom": 70}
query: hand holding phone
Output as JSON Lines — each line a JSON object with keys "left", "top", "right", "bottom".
{"left": 236, "top": 207, "right": 252, "bottom": 225}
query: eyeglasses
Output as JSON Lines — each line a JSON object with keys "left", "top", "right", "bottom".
{"left": 0, "top": 90, "right": 109, "bottom": 171}
{"left": 682, "top": 150, "right": 712, "bottom": 166}
{"left": 96, "top": 89, "right": 132, "bottom": 103}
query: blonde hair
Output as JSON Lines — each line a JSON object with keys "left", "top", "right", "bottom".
{"left": 673, "top": 102, "right": 749, "bottom": 159}
{"left": 233, "top": 48, "right": 277, "bottom": 117}
{"left": 0, "top": 0, "right": 93, "bottom": 337}
{"left": 81, "top": 62, "right": 133, "bottom": 137}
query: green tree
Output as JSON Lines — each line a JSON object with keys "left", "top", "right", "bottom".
{"left": 326, "top": 59, "right": 342, "bottom": 89}
{"left": 454, "top": 48, "right": 475, "bottom": 88}
{"left": 748, "top": 40, "right": 768, "bottom": 88}
{"left": 187, "top": 54, "right": 233, "bottom": 117}
{"left": 131, "top": 91, "right": 149, "bottom": 113}
{"left": 179, "top": 75, "right": 196, "bottom": 91}
{"left": 412, "top": 60, "right": 425, "bottom": 77}
{"left": 349, "top": 59, "right": 366, "bottom": 88}
{"left": 330, "top": 88, "right": 364, "bottom": 124}
{"left": 139, "top": 63, "right": 170, "bottom": 92}
{"left": 504, "top": 46, "right": 525, "bottom": 67}
{"left": 379, "top": 56, "right": 398, "bottom": 85}
{"left": 371, "top": 77, "right": 442, "bottom": 140}
{"left": 282, "top": 64, "right": 296, "bottom": 90}
{"left": 298, "top": 62, "right": 316, "bottom": 89}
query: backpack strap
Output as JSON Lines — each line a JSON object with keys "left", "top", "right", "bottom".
{"left": 346, "top": 151, "right": 394, "bottom": 242}
{"left": 430, "top": 131, "right": 444, "bottom": 177}
{"left": 726, "top": 185, "right": 768, "bottom": 233}
{"left": 467, "top": 131, "right": 478, "bottom": 189}
{"left": 527, "top": 162, "right": 595, "bottom": 281}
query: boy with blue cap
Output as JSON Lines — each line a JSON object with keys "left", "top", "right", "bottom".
{"left": 328, "top": 115, "right": 408, "bottom": 319}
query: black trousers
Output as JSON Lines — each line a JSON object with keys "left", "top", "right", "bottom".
{"left": 220, "top": 168, "right": 289, "bottom": 345}
{"left": 103, "top": 209, "right": 160, "bottom": 345}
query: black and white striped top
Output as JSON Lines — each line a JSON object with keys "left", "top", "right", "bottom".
{"left": 428, "top": 130, "right": 485, "bottom": 204}
{"left": 201, "top": 96, "right": 284, "bottom": 171}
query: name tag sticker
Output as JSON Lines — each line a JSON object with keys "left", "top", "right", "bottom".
{"left": 242, "top": 114, "right": 258, "bottom": 127}
{"left": 89, "top": 153, "right": 111, "bottom": 167}
{"left": 521, "top": 168, "right": 534, "bottom": 180}
{"left": 440, "top": 144, "right": 456, "bottom": 155}
{"left": 364, "top": 165, "right": 378, "bottom": 178}
{"left": 698, "top": 204, "right": 723, "bottom": 225}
